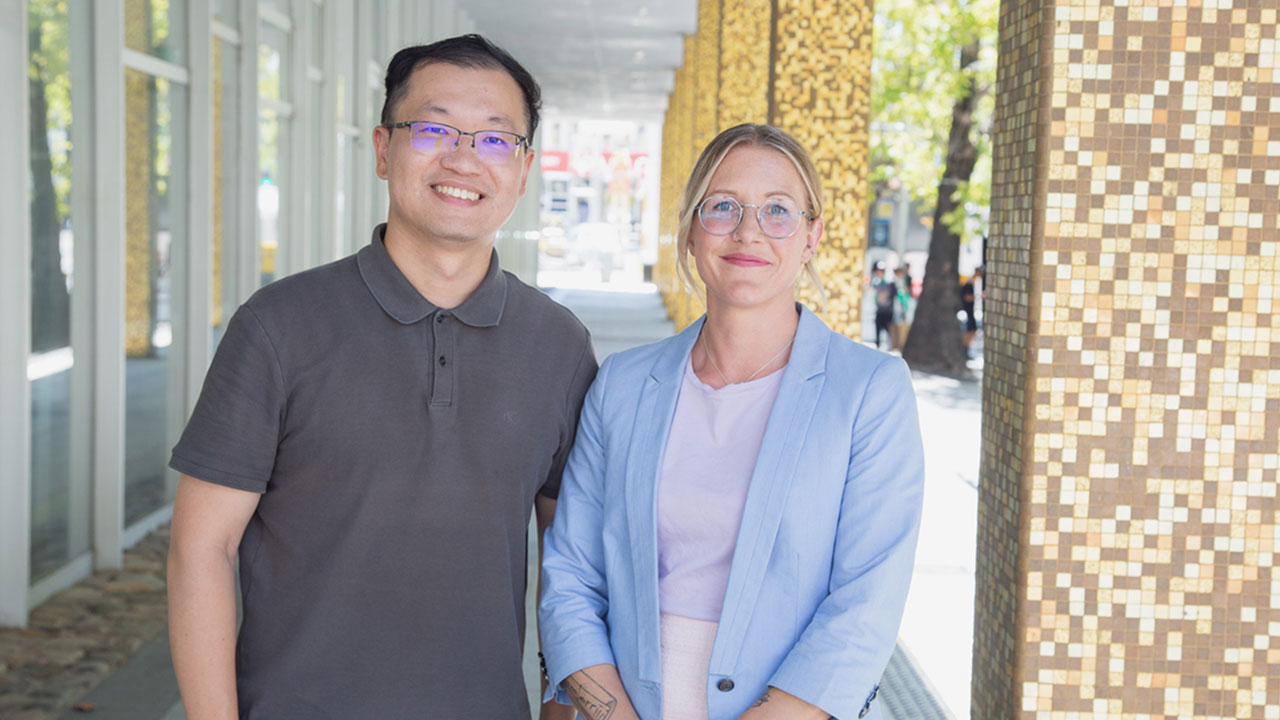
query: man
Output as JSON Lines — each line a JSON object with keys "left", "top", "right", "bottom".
{"left": 167, "top": 35, "right": 592, "bottom": 719}
{"left": 870, "top": 261, "right": 896, "bottom": 350}
{"left": 961, "top": 266, "right": 983, "bottom": 355}
{"left": 892, "top": 265, "right": 913, "bottom": 350}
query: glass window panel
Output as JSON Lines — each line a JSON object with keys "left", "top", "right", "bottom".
{"left": 258, "top": 0, "right": 286, "bottom": 13}
{"left": 336, "top": 71, "right": 347, "bottom": 126}
{"left": 309, "top": 0, "right": 323, "bottom": 71}
{"left": 258, "top": 21, "right": 288, "bottom": 102}
{"left": 212, "top": 0, "right": 236, "bottom": 25}
{"left": 213, "top": 37, "right": 239, "bottom": 349}
{"left": 372, "top": 0, "right": 386, "bottom": 63}
{"left": 124, "top": 70, "right": 187, "bottom": 525}
{"left": 333, "top": 1, "right": 355, "bottom": 126}
{"left": 124, "top": 0, "right": 187, "bottom": 65}
{"left": 29, "top": 0, "right": 89, "bottom": 583}
{"left": 368, "top": 78, "right": 381, "bottom": 131}
{"left": 336, "top": 132, "right": 350, "bottom": 256}
{"left": 310, "top": 79, "right": 327, "bottom": 261}
{"left": 258, "top": 109, "right": 283, "bottom": 285}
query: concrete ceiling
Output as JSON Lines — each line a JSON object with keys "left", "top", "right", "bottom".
{"left": 466, "top": 0, "right": 697, "bottom": 121}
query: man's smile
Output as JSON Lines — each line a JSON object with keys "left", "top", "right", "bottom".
{"left": 432, "top": 183, "right": 483, "bottom": 201}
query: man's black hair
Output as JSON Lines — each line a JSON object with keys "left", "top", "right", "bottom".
{"left": 380, "top": 34, "right": 542, "bottom": 140}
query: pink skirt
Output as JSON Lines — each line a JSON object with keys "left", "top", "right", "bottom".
{"left": 659, "top": 613, "right": 719, "bottom": 720}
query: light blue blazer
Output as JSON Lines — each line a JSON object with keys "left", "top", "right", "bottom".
{"left": 539, "top": 305, "right": 925, "bottom": 720}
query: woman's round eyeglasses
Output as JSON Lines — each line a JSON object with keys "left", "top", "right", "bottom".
{"left": 696, "top": 195, "right": 813, "bottom": 239}
{"left": 382, "top": 120, "right": 529, "bottom": 165}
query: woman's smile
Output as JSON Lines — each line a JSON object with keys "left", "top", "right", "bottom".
{"left": 721, "top": 253, "right": 770, "bottom": 267}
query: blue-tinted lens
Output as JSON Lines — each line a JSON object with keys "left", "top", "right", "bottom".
{"left": 474, "top": 132, "right": 517, "bottom": 159}
{"left": 409, "top": 122, "right": 456, "bottom": 151}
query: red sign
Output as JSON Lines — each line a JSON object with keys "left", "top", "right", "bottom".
{"left": 540, "top": 150, "right": 570, "bottom": 173}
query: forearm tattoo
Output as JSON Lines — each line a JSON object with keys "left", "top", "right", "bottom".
{"left": 564, "top": 671, "right": 619, "bottom": 720}
{"left": 752, "top": 689, "right": 773, "bottom": 707}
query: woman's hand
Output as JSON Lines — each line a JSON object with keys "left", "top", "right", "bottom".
{"left": 736, "top": 687, "right": 831, "bottom": 720}
{"left": 562, "top": 664, "right": 642, "bottom": 720}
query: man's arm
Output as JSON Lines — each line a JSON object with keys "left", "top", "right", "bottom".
{"left": 167, "top": 474, "right": 261, "bottom": 720}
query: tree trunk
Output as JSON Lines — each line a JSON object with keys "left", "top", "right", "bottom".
{"left": 29, "top": 17, "right": 72, "bottom": 354}
{"left": 901, "top": 40, "right": 981, "bottom": 377}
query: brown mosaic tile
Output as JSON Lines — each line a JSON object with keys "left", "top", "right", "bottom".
{"left": 981, "top": 0, "right": 1280, "bottom": 717}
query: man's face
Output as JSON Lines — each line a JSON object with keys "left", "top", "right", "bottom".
{"left": 374, "top": 62, "right": 535, "bottom": 249}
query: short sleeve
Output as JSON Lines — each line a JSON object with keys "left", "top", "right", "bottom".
{"left": 169, "top": 304, "right": 287, "bottom": 493}
{"left": 539, "top": 331, "right": 598, "bottom": 499}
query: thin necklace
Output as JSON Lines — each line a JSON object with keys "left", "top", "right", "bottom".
{"left": 701, "top": 333, "right": 793, "bottom": 386}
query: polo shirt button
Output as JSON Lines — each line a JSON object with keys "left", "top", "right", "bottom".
{"left": 436, "top": 314, "right": 445, "bottom": 323}
{"left": 438, "top": 356, "right": 446, "bottom": 366}
{"left": 716, "top": 678, "right": 734, "bottom": 692}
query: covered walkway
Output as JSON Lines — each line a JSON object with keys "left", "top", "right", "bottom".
{"left": 5, "top": 285, "right": 975, "bottom": 720}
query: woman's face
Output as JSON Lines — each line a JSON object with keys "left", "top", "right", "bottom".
{"left": 689, "top": 144, "right": 823, "bottom": 313}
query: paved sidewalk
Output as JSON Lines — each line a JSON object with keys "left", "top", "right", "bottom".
{"left": 11, "top": 285, "right": 977, "bottom": 720}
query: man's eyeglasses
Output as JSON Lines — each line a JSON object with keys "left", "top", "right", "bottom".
{"left": 382, "top": 121, "right": 529, "bottom": 164}
{"left": 696, "top": 195, "right": 813, "bottom": 239}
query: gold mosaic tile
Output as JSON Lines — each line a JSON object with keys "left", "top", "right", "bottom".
{"left": 657, "top": 0, "right": 874, "bottom": 338}
{"left": 981, "top": 0, "right": 1280, "bottom": 717}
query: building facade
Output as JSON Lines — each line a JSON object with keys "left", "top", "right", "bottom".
{"left": 1, "top": 0, "right": 544, "bottom": 626}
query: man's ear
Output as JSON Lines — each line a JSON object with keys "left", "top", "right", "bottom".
{"left": 517, "top": 147, "right": 535, "bottom": 197}
{"left": 374, "top": 125, "right": 391, "bottom": 180}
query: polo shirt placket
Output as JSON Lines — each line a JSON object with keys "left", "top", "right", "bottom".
{"left": 430, "top": 311, "right": 454, "bottom": 407}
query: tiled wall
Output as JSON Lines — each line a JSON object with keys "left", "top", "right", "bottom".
{"left": 974, "top": 0, "right": 1042, "bottom": 713}
{"left": 656, "top": 0, "right": 874, "bottom": 337}
{"left": 657, "top": 36, "right": 703, "bottom": 328}
{"left": 978, "top": 0, "right": 1280, "bottom": 717}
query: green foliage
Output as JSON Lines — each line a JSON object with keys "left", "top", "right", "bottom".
{"left": 29, "top": 0, "right": 72, "bottom": 223}
{"left": 871, "top": 0, "right": 998, "bottom": 242}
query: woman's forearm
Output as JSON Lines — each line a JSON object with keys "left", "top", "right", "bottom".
{"left": 561, "top": 664, "right": 641, "bottom": 720}
{"left": 737, "top": 686, "right": 830, "bottom": 720}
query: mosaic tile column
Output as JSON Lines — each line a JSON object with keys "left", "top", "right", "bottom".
{"left": 657, "top": 37, "right": 701, "bottom": 329}
{"left": 124, "top": 0, "right": 154, "bottom": 358}
{"left": 657, "top": 0, "right": 874, "bottom": 337}
{"left": 977, "top": 0, "right": 1280, "bottom": 717}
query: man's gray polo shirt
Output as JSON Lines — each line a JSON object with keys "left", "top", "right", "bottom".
{"left": 170, "top": 225, "right": 597, "bottom": 719}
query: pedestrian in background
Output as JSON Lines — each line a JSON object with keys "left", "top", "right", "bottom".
{"left": 961, "top": 266, "right": 983, "bottom": 356}
{"left": 893, "top": 265, "right": 914, "bottom": 350}
{"left": 539, "top": 123, "right": 925, "bottom": 720}
{"left": 870, "top": 261, "right": 897, "bottom": 350}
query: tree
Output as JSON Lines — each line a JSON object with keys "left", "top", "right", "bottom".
{"left": 29, "top": 0, "right": 73, "bottom": 353}
{"left": 871, "top": 0, "right": 997, "bottom": 375}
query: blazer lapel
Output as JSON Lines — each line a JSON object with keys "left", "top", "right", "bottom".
{"left": 624, "top": 316, "right": 703, "bottom": 683}
{"left": 709, "top": 306, "right": 830, "bottom": 675}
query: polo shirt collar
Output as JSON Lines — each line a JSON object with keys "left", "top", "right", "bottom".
{"left": 357, "top": 224, "right": 507, "bottom": 327}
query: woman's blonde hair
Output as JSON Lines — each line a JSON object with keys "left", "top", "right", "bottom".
{"left": 675, "top": 123, "right": 827, "bottom": 310}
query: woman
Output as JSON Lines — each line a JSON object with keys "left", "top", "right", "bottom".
{"left": 539, "top": 124, "right": 925, "bottom": 720}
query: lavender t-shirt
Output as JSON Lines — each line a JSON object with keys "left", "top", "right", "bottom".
{"left": 656, "top": 355, "right": 786, "bottom": 622}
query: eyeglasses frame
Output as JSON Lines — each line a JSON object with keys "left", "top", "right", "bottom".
{"left": 696, "top": 195, "right": 816, "bottom": 240}
{"left": 381, "top": 120, "right": 530, "bottom": 161}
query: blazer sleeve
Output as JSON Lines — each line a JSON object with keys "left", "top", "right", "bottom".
{"left": 538, "top": 356, "right": 619, "bottom": 704}
{"left": 769, "top": 356, "right": 926, "bottom": 719}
